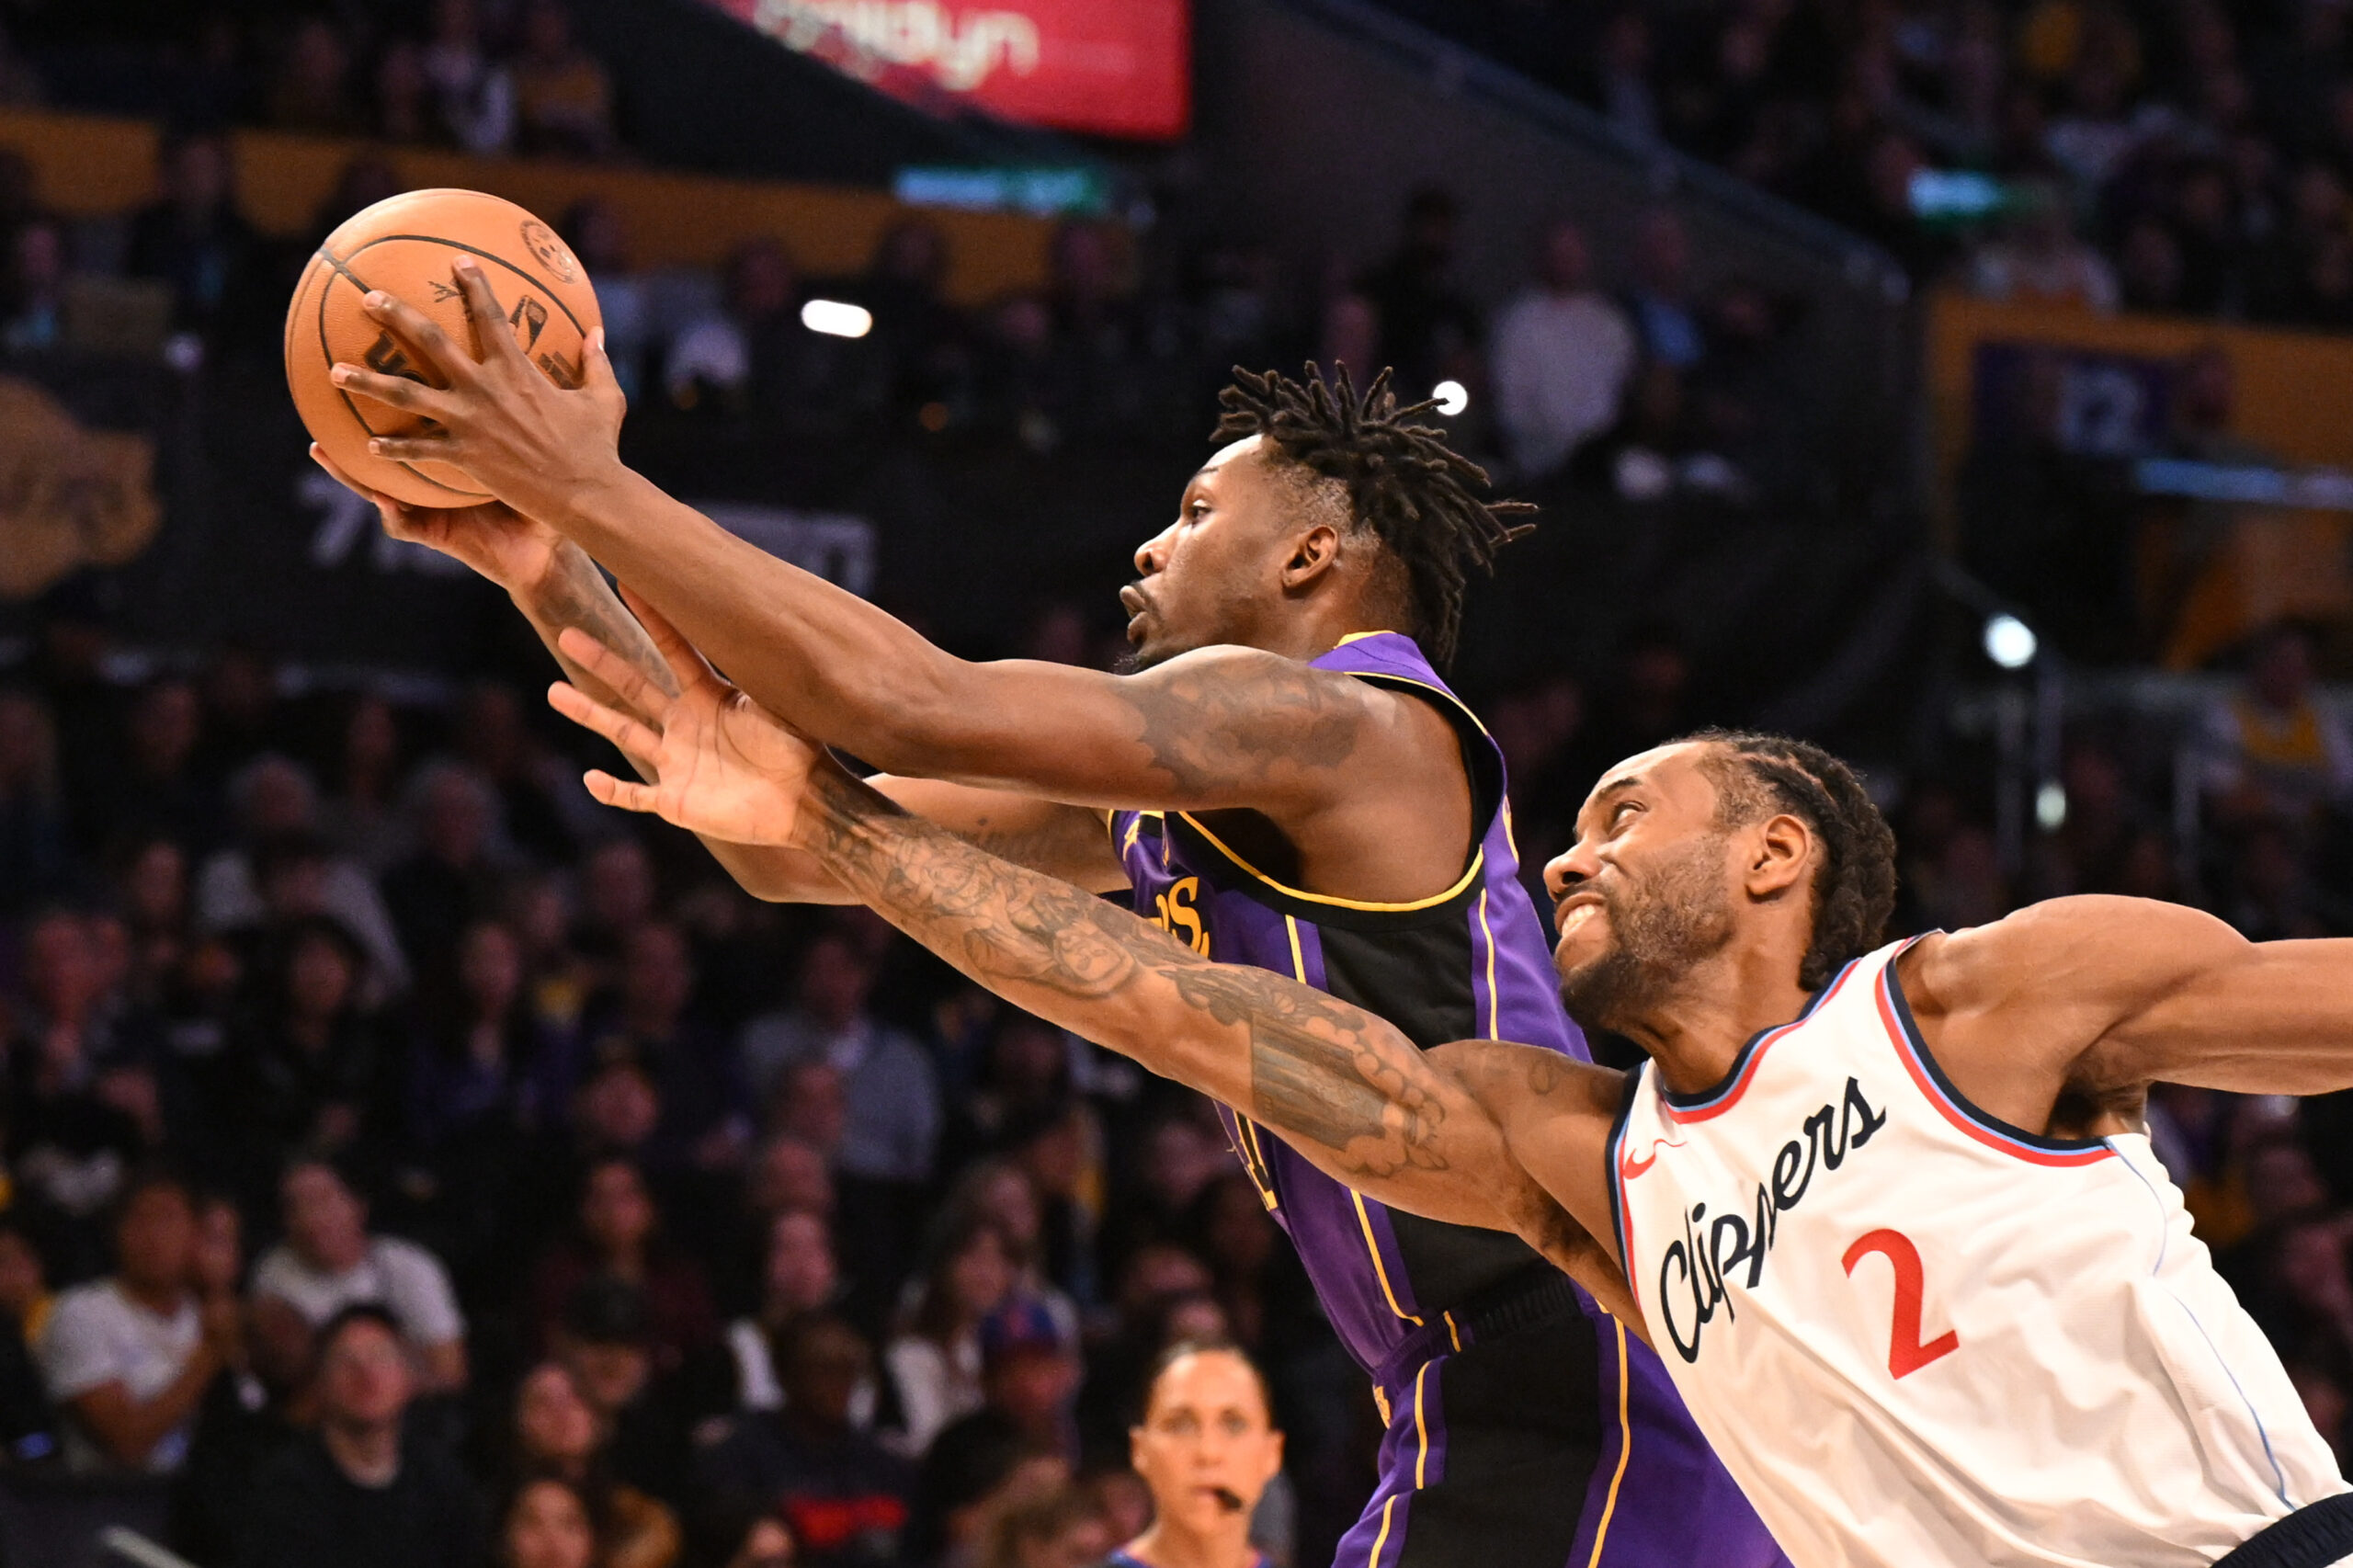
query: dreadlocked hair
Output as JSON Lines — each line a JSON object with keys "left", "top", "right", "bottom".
{"left": 1690, "top": 729, "right": 1898, "bottom": 993}
{"left": 1212, "top": 363, "right": 1535, "bottom": 667}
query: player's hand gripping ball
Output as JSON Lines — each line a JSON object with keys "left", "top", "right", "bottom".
{"left": 284, "top": 187, "right": 600, "bottom": 507}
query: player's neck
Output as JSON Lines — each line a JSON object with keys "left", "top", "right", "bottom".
{"left": 1123, "top": 1516, "right": 1257, "bottom": 1568}
{"left": 1620, "top": 943, "right": 1816, "bottom": 1097}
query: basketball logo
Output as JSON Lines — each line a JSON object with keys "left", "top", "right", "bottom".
{"left": 520, "top": 219, "right": 579, "bottom": 283}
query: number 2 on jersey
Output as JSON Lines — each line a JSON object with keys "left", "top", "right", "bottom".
{"left": 1842, "top": 1228, "right": 1960, "bottom": 1380}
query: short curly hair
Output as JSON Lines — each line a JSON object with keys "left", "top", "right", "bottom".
{"left": 1212, "top": 364, "right": 1533, "bottom": 667}
{"left": 1692, "top": 730, "right": 1898, "bottom": 991}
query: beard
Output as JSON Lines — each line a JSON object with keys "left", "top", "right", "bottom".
{"left": 1557, "top": 834, "right": 1738, "bottom": 1037}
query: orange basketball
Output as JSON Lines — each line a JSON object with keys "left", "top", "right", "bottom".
{"left": 285, "top": 187, "right": 601, "bottom": 508}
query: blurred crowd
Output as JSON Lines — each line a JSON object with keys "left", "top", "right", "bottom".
{"left": 0, "top": 0, "right": 1824, "bottom": 508}
{"left": 8, "top": 571, "right": 2353, "bottom": 1568}
{"left": 1388, "top": 0, "right": 2353, "bottom": 327}
{"left": 0, "top": 592, "right": 1363, "bottom": 1568}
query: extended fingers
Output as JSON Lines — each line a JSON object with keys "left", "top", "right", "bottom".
{"left": 549, "top": 679, "right": 665, "bottom": 758}
{"left": 357, "top": 289, "right": 469, "bottom": 381}
{"left": 330, "top": 362, "right": 452, "bottom": 417}
{"left": 581, "top": 768, "right": 662, "bottom": 815}
{"left": 450, "top": 257, "right": 528, "bottom": 367}
{"left": 309, "top": 441, "right": 380, "bottom": 501}
{"left": 553, "top": 627, "right": 668, "bottom": 716}
{"left": 363, "top": 433, "right": 457, "bottom": 462}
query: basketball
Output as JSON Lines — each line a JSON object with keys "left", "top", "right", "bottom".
{"left": 284, "top": 187, "right": 601, "bottom": 508}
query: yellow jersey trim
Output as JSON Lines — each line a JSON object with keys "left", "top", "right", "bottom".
{"left": 1176, "top": 810, "right": 1486, "bottom": 914}
{"left": 1352, "top": 1187, "right": 1422, "bottom": 1325}
{"left": 1583, "top": 1317, "right": 1632, "bottom": 1568}
{"left": 1370, "top": 1495, "right": 1399, "bottom": 1568}
{"left": 1476, "top": 888, "right": 1499, "bottom": 1040}
{"left": 1412, "top": 1358, "right": 1432, "bottom": 1487}
{"left": 1335, "top": 629, "right": 1402, "bottom": 646}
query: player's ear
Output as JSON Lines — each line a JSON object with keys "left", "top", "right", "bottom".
{"left": 1745, "top": 812, "right": 1813, "bottom": 901}
{"left": 1280, "top": 522, "right": 1342, "bottom": 588}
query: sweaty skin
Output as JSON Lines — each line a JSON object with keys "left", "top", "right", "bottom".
{"left": 324, "top": 259, "right": 1478, "bottom": 911}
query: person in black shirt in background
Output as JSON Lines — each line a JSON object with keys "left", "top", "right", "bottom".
{"left": 694, "top": 1311, "right": 912, "bottom": 1568}
{"left": 238, "top": 1303, "right": 483, "bottom": 1568}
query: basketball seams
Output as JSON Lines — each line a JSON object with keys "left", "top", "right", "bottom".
{"left": 309, "top": 244, "right": 483, "bottom": 502}
{"left": 337, "top": 234, "right": 592, "bottom": 338}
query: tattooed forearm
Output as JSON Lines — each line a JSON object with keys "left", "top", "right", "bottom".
{"left": 526, "top": 542, "right": 681, "bottom": 722}
{"left": 799, "top": 766, "right": 1452, "bottom": 1182}
{"left": 1124, "top": 653, "right": 1365, "bottom": 799}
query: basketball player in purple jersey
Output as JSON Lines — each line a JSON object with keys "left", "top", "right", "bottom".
{"left": 324, "top": 268, "right": 1783, "bottom": 1568}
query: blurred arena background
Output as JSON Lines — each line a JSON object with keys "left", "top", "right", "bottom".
{"left": 0, "top": 0, "right": 2350, "bottom": 1563}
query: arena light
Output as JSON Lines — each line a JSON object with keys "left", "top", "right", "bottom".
{"left": 1983, "top": 613, "right": 2037, "bottom": 670}
{"left": 801, "top": 299, "right": 874, "bottom": 339}
{"left": 2036, "top": 780, "right": 2068, "bottom": 831}
{"left": 1432, "top": 380, "right": 1469, "bottom": 416}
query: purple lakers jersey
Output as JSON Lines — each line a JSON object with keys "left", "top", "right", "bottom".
{"left": 1110, "top": 631, "right": 1785, "bottom": 1568}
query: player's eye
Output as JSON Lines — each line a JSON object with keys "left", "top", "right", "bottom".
{"left": 1610, "top": 801, "right": 1640, "bottom": 829}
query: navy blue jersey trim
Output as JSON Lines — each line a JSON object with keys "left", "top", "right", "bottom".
{"left": 1881, "top": 940, "right": 2112, "bottom": 1154}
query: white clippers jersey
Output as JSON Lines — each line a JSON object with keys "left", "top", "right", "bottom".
{"left": 1609, "top": 937, "right": 2345, "bottom": 1568}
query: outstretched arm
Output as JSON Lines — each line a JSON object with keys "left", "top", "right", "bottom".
{"left": 311, "top": 447, "right": 1120, "bottom": 900}
{"left": 330, "top": 266, "right": 1422, "bottom": 819}
{"left": 789, "top": 763, "right": 1628, "bottom": 1300}
{"left": 1905, "top": 895, "right": 2353, "bottom": 1119}
{"left": 545, "top": 654, "right": 1626, "bottom": 1301}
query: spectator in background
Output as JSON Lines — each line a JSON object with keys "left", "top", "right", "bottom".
{"left": 529, "top": 1156, "right": 718, "bottom": 1371}
{"left": 381, "top": 760, "right": 506, "bottom": 996}
{"left": 501, "top": 1476, "right": 602, "bottom": 1568}
{"left": 231, "top": 915, "right": 392, "bottom": 1177}
{"left": 1586, "top": 10, "right": 1661, "bottom": 141}
{"left": 423, "top": 0, "right": 516, "bottom": 155}
{"left": 248, "top": 1158, "right": 467, "bottom": 1393}
{"left": 983, "top": 1486, "right": 1109, "bottom": 1568}
{"left": 7, "top": 908, "right": 170, "bottom": 1231}
{"left": 694, "top": 1312, "right": 913, "bottom": 1568}
{"left": 39, "top": 1170, "right": 236, "bottom": 1473}
{"left": 887, "top": 1217, "right": 1016, "bottom": 1457}
{"left": 197, "top": 754, "right": 407, "bottom": 996}
{"left": 88, "top": 676, "right": 220, "bottom": 856}
{"left": 508, "top": 1358, "right": 684, "bottom": 1568}
{"left": 1490, "top": 219, "right": 1637, "bottom": 484}
{"left": 374, "top": 40, "right": 436, "bottom": 145}
{"left": 237, "top": 1304, "right": 483, "bottom": 1568}
{"left": 1357, "top": 186, "right": 1479, "bottom": 398}
{"left": 1112, "top": 1343, "right": 1284, "bottom": 1568}
{"left": 2200, "top": 622, "right": 2353, "bottom": 826}
{"left": 319, "top": 694, "right": 409, "bottom": 874}
{"left": 265, "top": 17, "right": 362, "bottom": 136}
{"left": 728, "top": 1209, "right": 847, "bottom": 1415}
{"left": 740, "top": 932, "right": 938, "bottom": 1189}
{"left": 1623, "top": 209, "right": 1708, "bottom": 371}
{"left": 408, "top": 917, "right": 564, "bottom": 1150}
{"left": 1966, "top": 181, "right": 2121, "bottom": 311}
{"left": 126, "top": 132, "right": 257, "bottom": 337}
{"left": 582, "top": 921, "right": 748, "bottom": 1170}
{"left": 512, "top": 0, "right": 618, "bottom": 159}
{"left": 562, "top": 198, "right": 653, "bottom": 403}
{"left": 549, "top": 1277, "right": 698, "bottom": 1506}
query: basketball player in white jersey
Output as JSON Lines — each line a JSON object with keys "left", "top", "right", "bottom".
{"left": 538, "top": 619, "right": 2353, "bottom": 1567}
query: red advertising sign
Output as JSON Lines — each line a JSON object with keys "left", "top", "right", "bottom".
{"left": 705, "top": 0, "right": 1190, "bottom": 141}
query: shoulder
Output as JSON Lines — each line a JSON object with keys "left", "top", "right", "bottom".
{"left": 47, "top": 1278, "right": 121, "bottom": 1325}
{"left": 247, "top": 1245, "right": 307, "bottom": 1292}
{"left": 369, "top": 1235, "right": 448, "bottom": 1280}
{"left": 1906, "top": 898, "right": 2244, "bottom": 1006}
